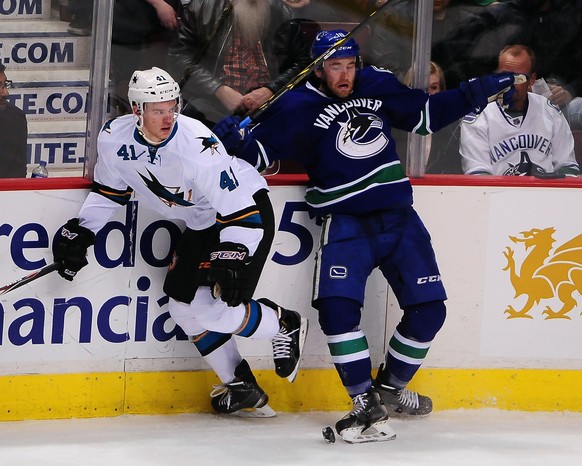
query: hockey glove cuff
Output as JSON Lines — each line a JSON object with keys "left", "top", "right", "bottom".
{"left": 53, "top": 218, "right": 96, "bottom": 281}
{"left": 460, "top": 73, "right": 524, "bottom": 113}
{"left": 208, "top": 242, "right": 252, "bottom": 307}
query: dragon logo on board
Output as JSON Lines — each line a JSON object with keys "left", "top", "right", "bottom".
{"left": 503, "top": 227, "right": 582, "bottom": 320}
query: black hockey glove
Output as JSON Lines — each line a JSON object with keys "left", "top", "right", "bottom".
{"left": 212, "top": 116, "right": 253, "bottom": 155}
{"left": 460, "top": 73, "right": 523, "bottom": 113}
{"left": 207, "top": 242, "right": 252, "bottom": 307}
{"left": 53, "top": 218, "right": 96, "bottom": 281}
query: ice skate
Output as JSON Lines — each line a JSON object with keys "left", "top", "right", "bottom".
{"left": 210, "top": 359, "right": 276, "bottom": 418}
{"left": 335, "top": 389, "right": 396, "bottom": 444}
{"left": 258, "top": 298, "right": 308, "bottom": 382}
{"left": 374, "top": 363, "right": 433, "bottom": 417}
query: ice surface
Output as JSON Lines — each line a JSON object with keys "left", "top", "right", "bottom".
{"left": 1, "top": 409, "right": 581, "bottom": 466}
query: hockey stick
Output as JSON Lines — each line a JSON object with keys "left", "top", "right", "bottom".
{"left": 239, "top": 0, "right": 394, "bottom": 128}
{"left": 0, "top": 262, "right": 60, "bottom": 296}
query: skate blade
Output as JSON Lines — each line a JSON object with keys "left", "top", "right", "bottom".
{"left": 287, "top": 318, "right": 309, "bottom": 383}
{"left": 340, "top": 420, "right": 396, "bottom": 444}
{"left": 230, "top": 404, "right": 277, "bottom": 418}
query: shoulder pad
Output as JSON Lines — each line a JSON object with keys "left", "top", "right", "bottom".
{"left": 462, "top": 112, "right": 479, "bottom": 124}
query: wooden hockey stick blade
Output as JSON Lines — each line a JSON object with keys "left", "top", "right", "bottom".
{"left": 0, "top": 262, "right": 61, "bottom": 296}
{"left": 239, "top": 0, "right": 395, "bottom": 128}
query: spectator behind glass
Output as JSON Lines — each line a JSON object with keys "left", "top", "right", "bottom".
{"left": 111, "top": 0, "right": 182, "bottom": 115}
{"left": 0, "top": 64, "right": 27, "bottom": 178}
{"left": 67, "top": 0, "right": 93, "bottom": 36}
{"left": 460, "top": 45, "right": 579, "bottom": 177}
{"left": 370, "top": 0, "right": 478, "bottom": 80}
{"left": 432, "top": 0, "right": 582, "bottom": 112}
{"left": 394, "top": 61, "right": 463, "bottom": 174}
{"left": 167, "top": 0, "right": 311, "bottom": 128}
{"left": 284, "top": 0, "right": 371, "bottom": 22}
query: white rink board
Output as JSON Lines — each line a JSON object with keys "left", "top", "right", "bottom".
{"left": 1, "top": 184, "right": 582, "bottom": 376}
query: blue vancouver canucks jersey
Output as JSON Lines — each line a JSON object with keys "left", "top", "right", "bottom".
{"left": 244, "top": 66, "right": 473, "bottom": 216}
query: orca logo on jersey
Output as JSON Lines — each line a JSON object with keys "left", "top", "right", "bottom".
{"left": 502, "top": 151, "right": 545, "bottom": 176}
{"left": 336, "top": 107, "right": 388, "bottom": 159}
{"left": 503, "top": 227, "right": 582, "bottom": 320}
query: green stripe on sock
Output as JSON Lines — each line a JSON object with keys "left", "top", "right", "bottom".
{"left": 389, "top": 336, "right": 429, "bottom": 360}
{"left": 328, "top": 336, "right": 368, "bottom": 357}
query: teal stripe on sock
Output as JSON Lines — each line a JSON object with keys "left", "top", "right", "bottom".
{"left": 328, "top": 336, "right": 368, "bottom": 357}
{"left": 389, "top": 336, "right": 429, "bottom": 360}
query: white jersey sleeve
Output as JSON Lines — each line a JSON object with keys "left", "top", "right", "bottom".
{"left": 459, "top": 112, "right": 494, "bottom": 175}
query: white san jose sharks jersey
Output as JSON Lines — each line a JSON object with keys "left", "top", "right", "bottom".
{"left": 78, "top": 114, "right": 267, "bottom": 253}
{"left": 241, "top": 66, "right": 475, "bottom": 216}
{"left": 460, "top": 92, "right": 579, "bottom": 176}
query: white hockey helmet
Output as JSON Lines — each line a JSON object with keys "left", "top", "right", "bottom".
{"left": 127, "top": 67, "right": 181, "bottom": 123}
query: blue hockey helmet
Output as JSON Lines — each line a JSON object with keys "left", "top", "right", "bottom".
{"left": 310, "top": 29, "right": 361, "bottom": 62}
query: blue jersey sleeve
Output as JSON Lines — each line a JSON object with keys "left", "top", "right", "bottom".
{"left": 360, "top": 67, "right": 472, "bottom": 135}
{"left": 239, "top": 92, "right": 310, "bottom": 170}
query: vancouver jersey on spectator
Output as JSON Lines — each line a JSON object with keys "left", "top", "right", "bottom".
{"left": 460, "top": 92, "right": 579, "bottom": 176}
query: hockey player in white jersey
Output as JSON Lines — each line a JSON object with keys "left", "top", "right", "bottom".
{"left": 51, "top": 67, "right": 308, "bottom": 417}
{"left": 461, "top": 44, "right": 580, "bottom": 177}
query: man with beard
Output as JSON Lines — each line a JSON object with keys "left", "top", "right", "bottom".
{"left": 0, "top": 64, "right": 27, "bottom": 178}
{"left": 167, "top": 0, "right": 310, "bottom": 127}
{"left": 213, "top": 30, "right": 520, "bottom": 443}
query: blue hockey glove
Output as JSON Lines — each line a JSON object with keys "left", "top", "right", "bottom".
{"left": 213, "top": 116, "right": 253, "bottom": 155}
{"left": 208, "top": 242, "right": 252, "bottom": 307}
{"left": 460, "top": 73, "right": 522, "bottom": 113}
{"left": 52, "top": 218, "right": 96, "bottom": 281}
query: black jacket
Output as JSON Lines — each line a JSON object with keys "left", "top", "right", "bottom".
{"left": 0, "top": 103, "right": 27, "bottom": 178}
{"left": 167, "top": 0, "right": 310, "bottom": 117}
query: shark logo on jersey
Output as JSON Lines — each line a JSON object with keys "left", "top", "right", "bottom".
{"left": 198, "top": 136, "right": 220, "bottom": 155}
{"left": 138, "top": 167, "right": 194, "bottom": 207}
{"left": 336, "top": 108, "right": 388, "bottom": 159}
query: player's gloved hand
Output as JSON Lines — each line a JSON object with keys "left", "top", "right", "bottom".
{"left": 212, "top": 116, "right": 253, "bottom": 155}
{"left": 208, "top": 242, "right": 252, "bottom": 307}
{"left": 460, "top": 73, "right": 522, "bottom": 113}
{"left": 52, "top": 218, "right": 96, "bottom": 281}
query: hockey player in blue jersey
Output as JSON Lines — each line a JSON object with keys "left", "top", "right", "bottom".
{"left": 51, "top": 67, "right": 308, "bottom": 418}
{"left": 213, "top": 30, "right": 519, "bottom": 442}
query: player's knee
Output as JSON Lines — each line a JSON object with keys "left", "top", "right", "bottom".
{"left": 399, "top": 300, "right": 447, "bottom": 342}
{"left": 314, "top": 297, "right": 362, "bottom": 335}
{"left": 167, "top": 298, "right": 205, "bottom": 335}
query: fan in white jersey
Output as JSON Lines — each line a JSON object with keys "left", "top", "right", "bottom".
{"left": 461, "top": 44, "right": 580, "bottom": 177}
{"left": 51, "top": 67, "right": 308, "bottom": 417}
